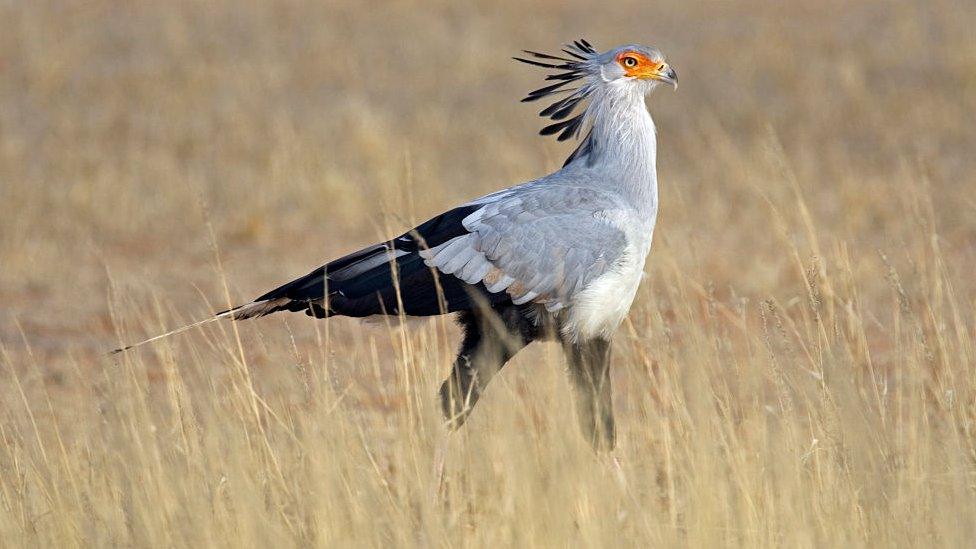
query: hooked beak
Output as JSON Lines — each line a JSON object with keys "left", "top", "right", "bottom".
{"left": 654, "top": 63, "right": 678, "bottom": 90}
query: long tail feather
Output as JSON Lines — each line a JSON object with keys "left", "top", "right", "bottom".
{"left": 109, "top": 312, "right": 233, "bottom": 355}
{"left": 109, "top": 298, "right": 289, "bottom": 355}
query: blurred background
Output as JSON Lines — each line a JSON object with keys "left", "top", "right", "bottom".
{"left": 2, "top": 0, "right": 976, "bottom": 545}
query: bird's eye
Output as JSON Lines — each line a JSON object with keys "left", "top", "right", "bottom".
{"left": 623, "top": 56, "right": 638, "bottom": 68}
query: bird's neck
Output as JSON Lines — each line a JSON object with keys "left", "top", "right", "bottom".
{"left": 585, "top": 84, "right": 658, "bottom": 214}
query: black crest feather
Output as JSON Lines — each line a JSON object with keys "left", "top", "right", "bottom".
{"left": 514, "top": 39, "right": 599, "bottom": 166}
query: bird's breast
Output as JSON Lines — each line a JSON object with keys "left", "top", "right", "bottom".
{"left": 561, "top": 242, "right": 648, "bottom": 341}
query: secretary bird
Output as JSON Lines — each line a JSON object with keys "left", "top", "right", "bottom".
{"left": 114, "top": 39, "right": 677, "bottom": 451}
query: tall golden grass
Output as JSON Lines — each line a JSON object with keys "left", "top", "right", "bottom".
{"left": 2, "top": 0, "right": 976, "bottom": 545}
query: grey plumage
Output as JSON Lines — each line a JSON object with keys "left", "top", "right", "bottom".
{"left": 420, "top": 183, "right": 629, "bottom": 313}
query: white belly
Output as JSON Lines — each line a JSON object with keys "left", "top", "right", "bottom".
{"left": 562, "top": 248, "right": 646, "bottom": 341}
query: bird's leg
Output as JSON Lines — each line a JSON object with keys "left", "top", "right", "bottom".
{"left": 564, "top": 337, "right": 616, "bottom": 451}
{"left": 439, "top": 309, "right": 529, "bottom": 429}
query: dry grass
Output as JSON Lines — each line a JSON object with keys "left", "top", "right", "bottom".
{"left": 2, "top": 0, "right": 976, "bottom": 546}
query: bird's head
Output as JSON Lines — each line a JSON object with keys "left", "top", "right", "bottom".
{"left": 515, "top": 40, "right": 676, "bottom": 142}
{"left": 599, "top": 44, "right": 677, "bottom": 91}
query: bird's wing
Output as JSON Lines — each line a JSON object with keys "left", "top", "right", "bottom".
{"left": 421, "top": 185, "right": 629, "bottom": 311}
{"left": 234, "top": 203, "right": 510, "bottom": 319}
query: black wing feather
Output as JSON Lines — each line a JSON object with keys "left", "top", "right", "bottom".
{"left": 242, "top": 205, "right": 509, "bottom": 318}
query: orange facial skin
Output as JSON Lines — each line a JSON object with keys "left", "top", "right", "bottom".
{"left": 615, "top": 51, "right": 667, "bottom": 80}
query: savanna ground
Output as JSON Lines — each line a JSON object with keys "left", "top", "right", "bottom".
{"left": 2, "top": 0, "right": 976, "bottom": 546}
